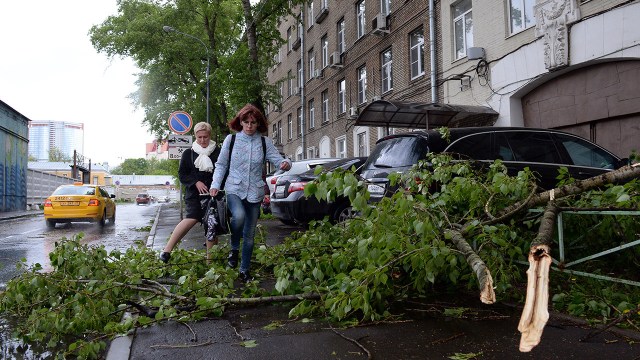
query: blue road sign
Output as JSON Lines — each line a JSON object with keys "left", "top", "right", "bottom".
{"left": 168, "top": 111, "right": 193, "bottom": 134}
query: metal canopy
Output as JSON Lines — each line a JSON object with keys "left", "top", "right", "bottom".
{"left": 354, "top": 100, "right": 499, "bottom": 129}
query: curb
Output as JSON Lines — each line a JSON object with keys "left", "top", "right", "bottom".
{"left": 146, "top": 206, "right": 162, "bottom": 248}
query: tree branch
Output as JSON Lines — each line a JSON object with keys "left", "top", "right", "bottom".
{"left": 445, "top": 229, "right": 495, "bottom": 304}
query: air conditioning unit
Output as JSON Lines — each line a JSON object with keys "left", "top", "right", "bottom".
{"left": 371, "top": 95, "right": 381, "bottom": 101}
{"left": 293, "top": 87, "right": 301, "bottom": 96}
{"left": 372, "top": 13, "right": 389, "bottom": 35}
{"left": 349, "top": 107, "right": 358, "bottom": 118}
{"left": 328, "top": 52, "right": 343, "bottom": 68}
{"left": 314, "top": 69, "right": 324, "bottom": 79}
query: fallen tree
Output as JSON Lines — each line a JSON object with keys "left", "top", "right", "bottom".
{"left": 1, "top": 158, "right": 638, "bottom": 357}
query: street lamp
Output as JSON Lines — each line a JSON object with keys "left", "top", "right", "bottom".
{"left": 163, "top": 25, "right": 210, "bottom": 125}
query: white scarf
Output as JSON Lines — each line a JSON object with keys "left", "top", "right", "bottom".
{"left": 192, "top": 141, "right": 216, "bottom": 172}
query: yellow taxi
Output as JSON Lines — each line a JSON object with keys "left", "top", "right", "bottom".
{"left": 44, "top": 182, "right": 116, "bottom": 228}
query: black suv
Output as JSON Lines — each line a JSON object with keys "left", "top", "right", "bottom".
{"left": 361, "top": 127, "right": 626, "bottom": 201}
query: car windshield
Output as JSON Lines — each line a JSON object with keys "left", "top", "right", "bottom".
{"left": 53, "top": 186, "right": 95, "bottom": 196}
{"left": 365, "top": 136, "right": 430, "bottom": 169}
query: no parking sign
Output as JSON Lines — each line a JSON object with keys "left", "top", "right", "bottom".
{"left": 168, "top": 111, "right": 193, "bottom": 134}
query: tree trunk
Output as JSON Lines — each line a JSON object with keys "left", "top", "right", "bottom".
{"left": 518, "top": 201, "right": 558, "bottom": 352}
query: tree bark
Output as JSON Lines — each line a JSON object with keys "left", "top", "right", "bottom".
{"left": 499, "top": 163, "right": 640, "bottom": 218}
{"left": 446, "top": 229, "right": 496, "bottom": 304}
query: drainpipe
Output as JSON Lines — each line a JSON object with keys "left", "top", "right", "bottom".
{"left": 429, "top": 0, "right": 437, "bottom": 103}
{"left": 299, "top": 12, "right": 306, "bottom": 159}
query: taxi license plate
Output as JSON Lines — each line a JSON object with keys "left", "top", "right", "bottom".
{"left": 367, "top": 184, "right": 385, "bottom": 194}
{"left": 60, "top": 201, "right": 80, "bottom": 206}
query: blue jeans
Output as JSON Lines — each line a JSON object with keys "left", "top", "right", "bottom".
{"left": 226, "top": 193, "right": 261, "bottom": 273}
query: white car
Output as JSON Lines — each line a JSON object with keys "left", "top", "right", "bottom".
{"left": 266, "top": 158, "right": 341, "bottom": 196}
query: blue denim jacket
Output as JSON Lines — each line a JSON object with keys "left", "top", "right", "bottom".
{"left": 211, "top": 132, "right": 290, "bottom": 203}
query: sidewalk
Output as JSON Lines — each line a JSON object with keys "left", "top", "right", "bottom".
{"left": 110, "top": 204, "right": 640, "bottom": 359}
{"left": 0, "top": 209, "right": 43, "bottom": 221}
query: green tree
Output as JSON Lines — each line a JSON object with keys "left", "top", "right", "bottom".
{"left": 89, "top": 0, "right": 305, "bottom": 140}
{"left": 48, "top": 147, "right": 71, "bottom": 162}
{"left": 110, "top": 158, "right": 149, "bottom": 175}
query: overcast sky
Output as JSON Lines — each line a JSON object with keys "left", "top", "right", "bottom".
{"left": 0, "top": 0, "right": 150, "bottom": 167}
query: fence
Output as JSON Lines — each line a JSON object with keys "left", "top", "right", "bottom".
{"left": 26, "top": 169, "right": 74, "bottom": 209}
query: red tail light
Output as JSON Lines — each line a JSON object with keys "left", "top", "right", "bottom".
{"left": 288, "top": 181, "right": 307, "bottom": 193}
{"left": 88, "top": 199, "right": 99, "bottom": 206}
{"left": 271, "top": 177, "right": 277, "bottom": 184}
{"left": 44, "top": 199, "right": 52, "bottom": 207}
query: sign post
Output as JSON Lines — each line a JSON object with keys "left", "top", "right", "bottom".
{"left": 167, "top": 111, "right": 194, "bottom": 219}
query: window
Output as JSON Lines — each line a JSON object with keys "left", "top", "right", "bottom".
{"left": 337, "top": 18, "right": 345, "bottom": 54}
{"left": 287, "top": 70, "right": 293, "bottom": 97}
{"left": 93, "top": 176, "right": 99, "bottom": 185}
{"left": 277, "top": 120, "right": 282, "bottom": 144}
{"left": 287, "top": 27, "right": 292, "bottom": 52}
{"left": 321, "top": 90, "right": 329, "bottom": 123}
{"left": 297, "top": 60, "right": 302, "bottom": 88}
{"left": 321, "top": 35, "right": 329, "bottom": 68}
{"left": 356, "top": 131, "right": 367, "bottom": 156}
{"left": 308, "top": 99, "right": 315, "bottom": 129}
{"left": 337, "top": 79, "right": 346, "bottom": 114}
{"left": 381, "top": 0, "right": 391, "bottom": 15}
{"left": 336, "top": 136, "right": 347, "bottom": 158}
{"left": 555, "top": 134, "right": 617, "bottom": 169}
{"left": 297, "top": 108, "right": 303, "bottom": 136}
{"left": 307, "top": 147, "right": 316, "bottom": 159}
{"left": 409, "top": 28, "right": 424, "bottom": 80}
{"left": 453, "top": 0, "right": 473, "bottom": 59}
{"left": 272, "top": 123, "right": 278, "bottom": 142}
{"left": 308, "top": 2, "right": 314, "bottom": 28}
{"left": 278, "top": 81, "right": 283, "bottom": 98}
{"left": 356, "top": 1, "right": 366, "bottom": 39}
{"left": 381, "top": 48, "right": 393, "bottom": 93}
{"left": 308, "top": 48, "right": 315, "bottom": 79}
{"left": 358, "top": 66, "right": 367, "bottom": 104}
{"left": 287, "top": 114, "right": 293, "bottom": 140}
{"left": 509, "top": 0, "right": 535, "bottom": 34}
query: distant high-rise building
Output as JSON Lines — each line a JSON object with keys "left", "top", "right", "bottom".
{"left": 28, "top": 121, "right": 84, "bottom": 161}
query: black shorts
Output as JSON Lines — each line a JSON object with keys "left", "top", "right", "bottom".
{"left": 185, "top": 196, "right": 207, "bottom": 221}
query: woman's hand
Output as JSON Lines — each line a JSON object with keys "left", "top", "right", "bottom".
{"left": 209, "top": 188, "right": 219, "bottom": 197}
{"left": 279, "top": 161, "right": 291, "bottom": 171}
{"left": 195, "top": 181, "right": 209, "bottom": 195}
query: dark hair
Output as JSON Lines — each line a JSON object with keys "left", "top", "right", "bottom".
{"left": 228, "top": 103, "right": 268, "bottom": 133}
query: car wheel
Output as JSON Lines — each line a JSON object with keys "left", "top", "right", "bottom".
{"left": 46, "top": 219, "right": 56, "bottom": 229}
{"left": 108, "top": 209, "right": 116, "bottom": 226}
{"left": 99, "top": 210, "right": 106, "bottom": 227}
{"left": 333, "top": 203, "right": 356, "bottom": 223}
{"left": 279, "top": 219, "right": 297, "bottom": 226}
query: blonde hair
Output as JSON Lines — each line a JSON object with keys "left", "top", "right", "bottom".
{"left": 193, "top": 122, "right": 212, "bottom": 134}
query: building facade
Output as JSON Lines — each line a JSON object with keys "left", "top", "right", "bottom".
{"left": 0, "top": 99, "right": 29, "bottom": 212}
{"left": 28, "top": 120, "right": 84, "bottom": 161}
{"left": 28, "top": 161, "right": 111, "bottom": 186}
{"left": 266, "top": 0, "right": 433, "bottom": 160}
{"left": 267, "top": 0, "right": 639, "bottom": 161}
{"left": 439, "top": 0, "right": 640, "bottom": 159}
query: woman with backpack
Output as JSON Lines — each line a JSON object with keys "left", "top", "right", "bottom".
{"left": 209, "top": 104, "right": 291, "bottom": 282}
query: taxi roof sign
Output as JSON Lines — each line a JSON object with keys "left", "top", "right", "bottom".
{"left": 168, "top": 111, "right": 193, "bottom": 135}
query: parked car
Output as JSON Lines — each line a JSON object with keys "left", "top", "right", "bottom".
{"left": 135, "top": 193, "right": 151, "bottom": 205}
{"left": 266, "top": 158, "right": 341, "bottom": 196}
{"left": 361, "top": 127, "right": 627, "bottom": 202}
{"left": 264, "top": 158, "right": 341, "bottom": 215}
{"left": 270, "top": 157, "right": 367, "bottom": 225}
{"left": 44, "top": 183, "right": 116, "bottom": 228}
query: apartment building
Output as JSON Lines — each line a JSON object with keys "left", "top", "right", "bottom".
{"left": 28, "top": 120, "right": 84, "bottom": 162}
{"left": 439, "top": 0, "right": 640, "bottom": 158}
{"left": 267, "top": 0, "right": 448, "bottom": 160}
{"left": 267, "top": 0, "right": 639, "bottom": 161}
